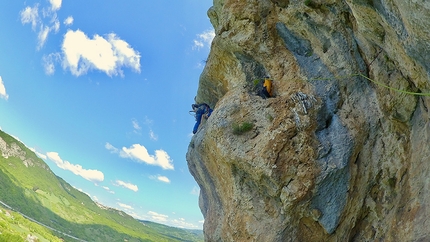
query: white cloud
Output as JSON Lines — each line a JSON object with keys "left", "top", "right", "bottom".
{"left": 117, "top": 202, "right": 134, "bottom": 210}
{"left": 105, "top": 142, "right": 119, "bottom": 153}
{"left": 190, "top": 186, "right": 200, "bottom": 196}
{"left": 30, "top": 147, "right": 47, "bottom": 160}
{"left": 61, "top": 30, "right": 141, "bottom": 77}
{"left": 46, "top": 152, "right": 104, "bottom": 183}
{"left": 38, "top": 25, "right": 50, "bottom": 49}
{"left": 132, "top": 119, "right": 141, "bottom": 130}
{"left": 149, "top": 130, "right": 158, "bottom": 141}
{"left": 0, "top": 76, "right": 9, "bottom": 100}
{"left": 36, "top": 152, "right": 47, "bottom": 159}
{"left": 148, "top": 211, "right": 168, "bottom": 222}
{"left": 114, "top": 180, "right": 138, "bottom": 192}
{"left": 42, "top": 52, "right": 61, "bottom": 75}
{"left": 64, "top": 16, "right": 74, "bottom": 26}
{"left": 37, "top": 16, "right": 59, "bottom": 49}
{"left": 150, "top": 175, "right": 171, "bottom": 183}
{"left": 157, "top": 176, "right": 170, "bottom": 183}
{"left": 141, "top": 117, "right": 158, "bottom": 141}
{"left": 120, "top": 144, "right": 174, "bottom": 170}
{"left": 52, "top": 16, "right": 60, "bottom": 33}
{"left": 132, "top": 119, "right": 141, "bottom": 135}
{"left": 106, "top": 143, "right": 173, "bottom": 170}
{"left": 102, "top": 186, "right": 115, "bottom": 194}
{"left": 193, "top": 29, "right": 215, "bottom": 50}
{"left": 170, "top": 218, "right": 200, "bottom": 229}
{"left": 20, "top": 2, "right": 61, "bottom": 50}
{"left": 49, "top": 0, "right": 62, "bottom": 11}
{"left": 193, "top": 40, "right": 204, "bottom": 50}
{"left": 20, "top": 5, "right": 39, "bottom": 30}
{"left": 143, "top": 116, "right": 153, "bottom": 126}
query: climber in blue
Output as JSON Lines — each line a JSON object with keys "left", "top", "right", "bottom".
{"left": 191, "top": 103, "right": 213, "bottom": 134}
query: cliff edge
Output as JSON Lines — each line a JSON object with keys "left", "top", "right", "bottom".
{"left": 187, "top": 0, "right": 430, "bottom": 241}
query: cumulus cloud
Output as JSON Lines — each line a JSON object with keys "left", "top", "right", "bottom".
{"left": 49, "top": 0, "right": 62, "bottom": 11}
{"left": 148, "top": 211, "right": 168, "bottom": 222}
{"left": 114, "top": 180, "right": 138, "bottom": 192}
{"left": 46, "top": 152, "right": 104, "bottom": 183}
{"left": 193, "top": 29, "right": 215, "bottom": 50}
{"left": 171, "top": 218, "right": 200, "bottom": 229}
{"left": 107, "top": 143, "right": 173, "bottom": 170}
{"left": 150, "top": 175, "right": 171, "bottom": 183}
{"left": 61, "top": 30, "right": 141, "bottom": 77}
{"left": 120, "top": 144, "right": 174, "bottom": 170}
{"left": 0, "top": 76, "right": 9, "bottom": 100}
{"left": 117, "top": 202, "right": 134, "bottom": 210}
{"left": 64, "top": 16, "right": 74, "bottom": 26}
{"left": 157, "top": 176, "right": 170, "bottom": 183}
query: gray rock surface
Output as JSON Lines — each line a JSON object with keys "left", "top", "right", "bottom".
{"left": 187, "top": 0, "right": 430, "bottom": 241}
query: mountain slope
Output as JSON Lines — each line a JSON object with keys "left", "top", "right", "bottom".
{"left": 0, "top": 130, "right": 203, "bottom": 242}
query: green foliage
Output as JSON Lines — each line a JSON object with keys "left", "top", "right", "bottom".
{"left": 139, "top": 220, "right": 204, "bottom": 242}
{"left": 0, "top": 232, "right": 24, "bottom": 242}
{"left": 387, "top": 177, "right": 396, "bottom": 188}
{"left": 303, "top": 0, "right": 322, "bottom": 9}
{"left": 0, "top": 207, "right": 63, "bottom": 241}
{"left": 232, "top": 122, "right": 254, "bottom": 135}
{"left": 304, "top": 0, "right": 312, "bottom": 6}
{"left": 0, "top": 130, "right": 203, "bottom": 242}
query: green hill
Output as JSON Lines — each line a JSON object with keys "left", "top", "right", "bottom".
{"left": 0, "top": 130, "right": 203, "bottom": 242}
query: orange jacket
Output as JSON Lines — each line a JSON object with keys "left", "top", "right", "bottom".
{"left": 263, "top": 78, "right": 272, "bottom": 97}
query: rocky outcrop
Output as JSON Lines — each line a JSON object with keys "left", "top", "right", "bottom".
{"left": 187, "top": 0, "right": 430, "bottom": 241}
{"left": 0, "top": 136, "right": 48, "bottom": 169}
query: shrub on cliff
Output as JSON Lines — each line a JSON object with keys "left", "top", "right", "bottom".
{"left": 232, "top": 122, "right": 254, "bottom": 135}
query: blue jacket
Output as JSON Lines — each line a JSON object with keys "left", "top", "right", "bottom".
{"left": 193, "top": 104, "right": 213, "bottom": 134}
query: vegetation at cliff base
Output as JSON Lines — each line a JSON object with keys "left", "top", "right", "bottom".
{"left": 0, "top": 130, "right": 203, "bottom": 242}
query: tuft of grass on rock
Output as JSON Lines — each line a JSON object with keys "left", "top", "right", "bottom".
{"left": 387, "top": 177, "right": 396, "bottom": 188}
{"left": 232, "top": 122, "right": 254, "bottom": 135}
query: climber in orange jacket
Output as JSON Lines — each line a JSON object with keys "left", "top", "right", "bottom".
{"left": 263, "top": 76, "right": 272, "bottom": 97}
{"left": 257, "top": 76, "right": 273, "bottom": 99}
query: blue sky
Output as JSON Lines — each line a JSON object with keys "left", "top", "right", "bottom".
{"left": 0, "top": 0, "right": 214, "bottom": 229}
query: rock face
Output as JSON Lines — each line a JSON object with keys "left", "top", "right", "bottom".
{"left": 186, "top": 0, "right": 430, "bottom": 241}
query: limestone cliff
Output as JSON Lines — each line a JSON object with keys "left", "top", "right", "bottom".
{"left": 186, "top": 0, "right": 430, "bottom": 241}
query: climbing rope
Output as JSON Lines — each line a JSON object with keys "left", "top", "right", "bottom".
{"left": 311, "top": 73, "right": 430, "bottom": 97}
